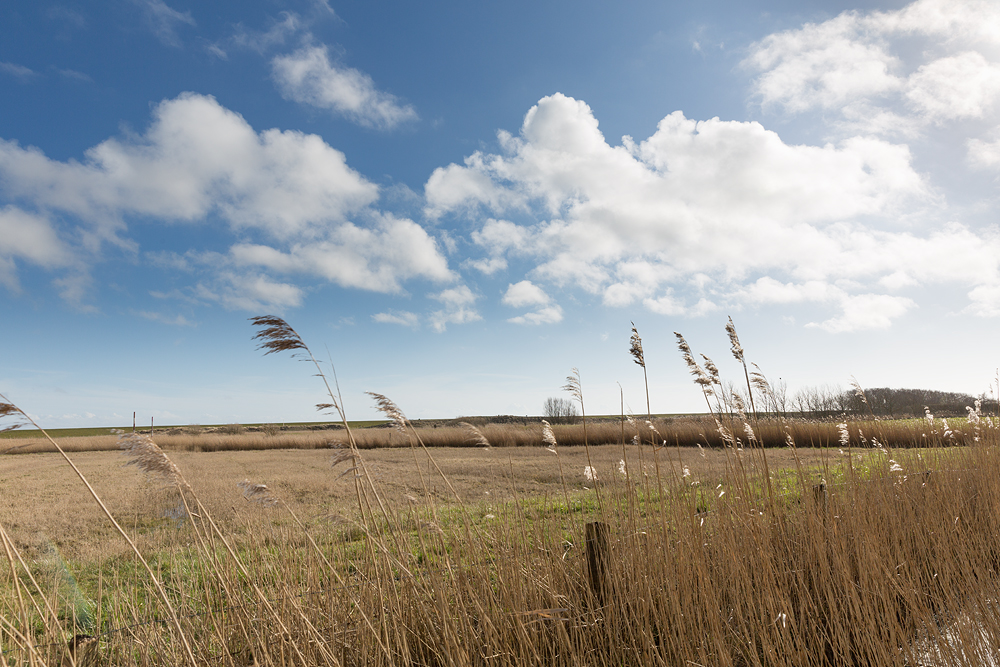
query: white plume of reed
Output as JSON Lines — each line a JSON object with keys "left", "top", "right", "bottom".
{"left": 541, "top": 420, "right": 558, "bottom": 454}
{"left": 366, "top": 392, "right": 408, "bottom": 434}
{"left": 237, "top": 480, "right": 279, "bottom": 508}
{"left": 119, "top": 433, "right": 184, "bottom": 487}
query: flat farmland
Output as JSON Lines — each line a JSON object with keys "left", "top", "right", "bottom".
{"left": 0, "top": 443, "right": 835, "bottom": 563}
{"left": 3, "top": 431, "right": 996, "bottom": 666}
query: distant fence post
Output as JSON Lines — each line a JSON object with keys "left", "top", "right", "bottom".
{"left": 586, "top": 521, "right": 609, "bottom": 604}
{"left": 811, "top": 480, "right": 828, "bottom": 519}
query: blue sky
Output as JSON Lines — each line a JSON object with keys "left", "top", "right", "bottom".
{"left": 2, "top": 0, "right": 1000, "bottom": 428}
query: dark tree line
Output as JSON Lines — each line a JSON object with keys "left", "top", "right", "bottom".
{"left": 789, "top": 385, "right": 998, "bottom": 419}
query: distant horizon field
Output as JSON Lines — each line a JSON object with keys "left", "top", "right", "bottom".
{"left": 0, "top": 413, "right": 697, "bottom": 440}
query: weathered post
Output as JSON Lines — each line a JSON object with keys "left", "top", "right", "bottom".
{"left": 812, "top": 480, "right": 828, "bottom": 519}
{"left": 586, "top": 521, "right": 609, "bottom": 604}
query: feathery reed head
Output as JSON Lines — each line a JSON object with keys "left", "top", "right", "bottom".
{"left": 674, "top": 332, "right": 713, "bottom": 391}
{"left": 0, "top": 400, "right": 26, "bottom": 433}
{"left": 459, "top": 422, "right": 491, "bottom": 448}
{"left": 541, "top": 419, "right": 558, "bottom": 452}
{"left": 250, "top": 315, "right": 308, "bottom": 356}
{"left": 701, "top": 354, "right": 721, "bottom": 386}
{"left": 629, "top": 322, "right": 645, "bottom": 368}
{"left": 750, "top": 363, "right": 771, "bottom": 394}
{"left": 366, "top": 392, "right": 408, "bottom": 433}
{"left": 562, "top": 368, "right": 583, "bottom": 405}
{"left": 238, "top": 480, "right": 279, "bottom": 508}
{"left": 725, "top": 316, "right": 744, "bottom": 363}
{"left": 119, "top": 433, "right": 182, "bottom": 485}
{"left": 850, "top": 377, "right": 869, "bottom": 405}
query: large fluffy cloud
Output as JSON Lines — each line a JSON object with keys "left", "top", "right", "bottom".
{"left": 745, "top": 0, "right": 1000, "bottom": 137}
{"left": 425, "top": 91, "right": 1000, "bottom": 331}
{"left": 0, "top": 93, "right": 380, "bottom": 242}
{"left": 0, "top": 93, "right": 450, "bottom": 307}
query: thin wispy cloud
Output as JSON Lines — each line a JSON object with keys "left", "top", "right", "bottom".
{"left": 272, "top": 44, "right": 418, "bottom": 130}
{"left": 135, "top": 310, "right": 195, "bottom": 327}
{"left": 0, "top": 62, "right": 38, "bottom": 82}
{"left": 131, "top": 0, "right": 196, "bottom": 47}
{"left": 373, "top": 310, "right": 420, "bottom": 328}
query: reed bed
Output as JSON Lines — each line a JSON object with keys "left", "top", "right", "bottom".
{"left": 1, "top": 417, "right": 978, "bottom": 455}
{"left": 2, "top": 316, "right": 999, "bottom": 666}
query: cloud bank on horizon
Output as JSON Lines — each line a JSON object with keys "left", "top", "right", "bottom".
{"left": 2, "top": 0, "right": 1000, "bottom": 335}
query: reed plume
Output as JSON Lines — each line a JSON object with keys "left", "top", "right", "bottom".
{"left": 367, "top": 391, "right": 409, "bottom": 433}
{"left": 630, "top": 322, "right": 652, "bottom": 419}
{"left": 119, "top": 433, "right": 183, "bottom": 486}
{"left": 237, "top": 480, "right": 278, "bottom": 508}
{"left": 458, "top": 421, "right": 491, "bottom": 448}
{"left": 726, "top": 316, "right": 758, "bottom": 419}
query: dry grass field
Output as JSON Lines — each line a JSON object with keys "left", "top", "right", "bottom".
{"left": 0, "top": 444, "right": 834, "bottom": 565}
{"left": 4, "top": 317, "right": 1000, "bottom": 666}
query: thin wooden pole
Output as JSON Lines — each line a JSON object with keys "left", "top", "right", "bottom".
{"left": 586, "top": 521, "right": 609, "bottom": 604}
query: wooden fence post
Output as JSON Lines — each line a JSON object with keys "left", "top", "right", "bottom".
{"left": 586, "top": 521, "right": 609, "bottom": 604}
{"left": 812, "top": 480, "right": 828, "bottom": 519}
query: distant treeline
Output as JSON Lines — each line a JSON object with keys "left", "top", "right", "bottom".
{"left": 770, "top": 384, "right": 998, "bottom": 419}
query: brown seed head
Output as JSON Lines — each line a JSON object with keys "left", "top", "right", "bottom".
{"left": 726, "top": 316, "right": 744, "bottom": 362}
{"left": 629, "top": 322, "right": 645, "bottom": 368}
{"left": 250, "top": 315, "right": 308, "bottom": 356}
{"left": 0, "top": 401, "right": 26, "bottom": 433}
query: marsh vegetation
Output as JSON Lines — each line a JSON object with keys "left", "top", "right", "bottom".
{"left": 2, "top": 317, "right": 999, "bottom": 666}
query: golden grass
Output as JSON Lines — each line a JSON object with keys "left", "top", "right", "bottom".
{"left": 3, "top": 316, "right": 999, "bottom": 666}
{"left": 0, "top": 416, "right": 976, "bottom": 455}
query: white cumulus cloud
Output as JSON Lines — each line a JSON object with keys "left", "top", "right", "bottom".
{"left": 428, "top": 285, "right": 481, "bottom": 332}
{"left": 0, "top": 93, "right": 451, "bottom": 308}
{"left": 502, "top": 280, "right": 563, "bottom": 325}
{"left": 0, "top": 206, "right": 77, "bottom": 293}
{"left": 424, "top": 88, "right": 1000, "bottom": 331}
{"left": 272, "top": 45, "right": 418, "bottom": 130}
{"left": 502, "top": 280, "right": 550, "bottom": 308}
{"left": 744, "top": 0, "right": 1000, "bottom": 136}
